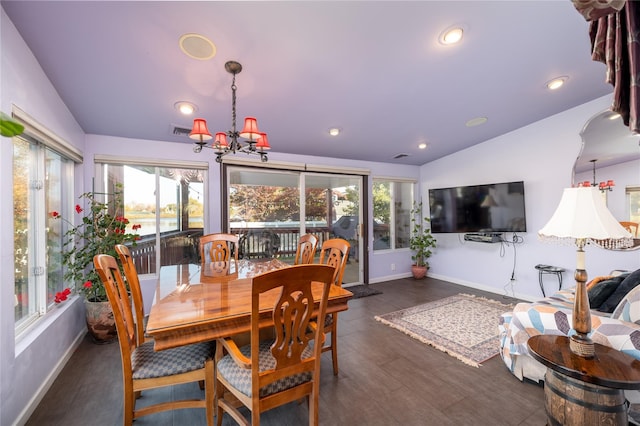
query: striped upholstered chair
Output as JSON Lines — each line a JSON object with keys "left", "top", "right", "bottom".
{"left": 94, "top": 254, "right": 215, "bottom": 426}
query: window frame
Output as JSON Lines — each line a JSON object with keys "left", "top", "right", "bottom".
{"left": 94, "top": 157, "right": 209, "bottom": 278}
{"left": 13, "top": 111, "right": 79, "bottom": 337}
{"left": 372, "top": 177, "right": 415, "bottom": 252}
{"left": 626, "top": 185, "right": 640, "bottom": 223}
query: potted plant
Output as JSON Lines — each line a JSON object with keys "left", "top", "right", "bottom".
{"left": 51, "top": 183, "right": 140, "bottom": 342}
{"left": 409, "top": 200, "right": 437, "bottom": 279}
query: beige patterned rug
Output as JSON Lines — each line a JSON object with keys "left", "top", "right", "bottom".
{"left": 374, "top": 293, "right": 513, "bottom": 367}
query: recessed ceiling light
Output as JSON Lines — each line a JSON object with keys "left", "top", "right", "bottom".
{"left": 608, "top": 112, "right": 621, "bottom": 120}
{"left": 465, "top": 117, "right": 488, "bottom": 127}
{"left": 328, "top": 128, "right": 341, "bottom": 136}
{"left": 179, "top": 33, "right": 216, "bottom": 60}
{"left": 174, "top": 101, "right": 197, "bottom": 115}
{"left": 439, "top": 26, "right": 464, "bottom": 45}
{"left": 418, "top": 143, "right": 427, "bottom": 149}
{"left": 546, "top": 76, "right": 568, "bottom": 90}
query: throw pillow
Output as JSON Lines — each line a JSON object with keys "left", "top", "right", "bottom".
{"left": 588, "top": 276, "right": 625, "bottom": 309}
{"left": 586, "top": 275, "right": 614, "bottom": 290}
{"left": 599, "top": 269, "right": 640, "bottom": 313}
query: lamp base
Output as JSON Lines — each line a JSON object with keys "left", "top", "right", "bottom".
{"left": 569, "top": 333, "right": 595, "bottom": 358}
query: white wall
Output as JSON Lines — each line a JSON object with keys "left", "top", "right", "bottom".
{"left": 421, "top": 96, "right": 640, "bottom": 301}
{"left": 3, "top": 4, "right": 638, "bottom": 424}
{"left": 1, "top": 8, "right": 87, "bottom": 426}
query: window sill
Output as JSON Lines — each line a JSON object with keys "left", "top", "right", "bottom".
{"left": 15, "top": 295, "right": 82, "bottom": 357}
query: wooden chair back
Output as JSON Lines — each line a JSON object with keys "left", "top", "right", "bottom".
{"left": 216, "top": 264, "right": 334, "bottom": 425}
{"left": 94, "top": 254, "right": 139, "bottom": 369}
{"left": 294, "top": 233, "right": 319, "bottom": 265}
{"left": 115, "top": 244, "right": 146, "bottom": 345}
{"left": 620, "top": 221, "right": 639, "bottom": 237}
{"left": 199, "top": 233, "right": 239, "bottom": 264}
{"left": 318, "top": 238, "right": 351, "bottom": 286}
{"left": 94, "top": 253, "right": 214, "bottom": 425}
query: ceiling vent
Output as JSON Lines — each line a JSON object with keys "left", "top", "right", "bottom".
{"left": 170, "top": 124, "right": 192, "bottom": 137}
{"left": 393, "top": 153, "right": 410, "bottom": 159}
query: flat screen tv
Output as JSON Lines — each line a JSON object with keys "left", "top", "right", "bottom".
{"left": 428, "top": 181, "right": 527, "bottom": 233}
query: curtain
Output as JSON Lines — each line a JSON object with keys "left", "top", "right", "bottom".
{"left": 572, "top": 0, "right": 640, "bottom": 134}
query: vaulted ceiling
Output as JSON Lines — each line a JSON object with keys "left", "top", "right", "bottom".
{"left": 2, "top": 1, "right": 621, "bottom": 166}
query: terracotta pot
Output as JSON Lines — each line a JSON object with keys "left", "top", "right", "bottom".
{"left": 411, "top": 265, "right": 428, "bottom": 279}
{"left": 84, "top": 300, "right": 117, "bottom": 344}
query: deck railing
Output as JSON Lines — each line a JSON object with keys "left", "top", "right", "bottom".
{"left": 128, "top": 226, "right": 340, "bottom": 274}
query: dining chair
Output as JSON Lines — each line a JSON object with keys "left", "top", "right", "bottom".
{"left": 294, "top": 233, "right": 318, "bottom": 265}
{"left": 620, "top": 221, "right": 639, "bottom": 237}
{"left": 199, "top": 233, "right": 239, "bottom": 264}
{"left": 114, "top": 244, "right": 148, "bottom": 345}
{"left": 313, "top": 238, "right": 350, "bottom": 376}
{"left": 93, "top": 254, "right": 215, "bottom": 426}
{"left": 215, "top": 264, "right": 335, "bottom": 426}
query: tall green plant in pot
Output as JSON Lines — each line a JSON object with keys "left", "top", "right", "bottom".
{"left": 52, "top": 183, "right": 140, "bottom": 342}
{"left": 409, "top": 201, "right": 436, "bottom": 279}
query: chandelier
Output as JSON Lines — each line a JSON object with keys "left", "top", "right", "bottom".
{"left": 189, "top": 61, "right": 270, "bottom": 163}
{"left": 578, "top": 159, "right": 614, "bottom": 191}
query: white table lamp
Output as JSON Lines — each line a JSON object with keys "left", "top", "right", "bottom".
{"left": 538, "top": 187, "right": 633, "bottom": 357}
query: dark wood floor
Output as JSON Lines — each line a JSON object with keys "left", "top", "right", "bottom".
{"left": 26, "top": 277, "right": 546, "bottom": 426}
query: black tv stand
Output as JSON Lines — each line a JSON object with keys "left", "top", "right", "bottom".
{"left": 463, "top": 232, "right": 504, "bottom": 243}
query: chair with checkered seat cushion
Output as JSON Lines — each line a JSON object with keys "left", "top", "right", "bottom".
{"left": 215, "top": 264, "right": 335, "bottom": 426}
{"left": 115, "top": 244, "right": 149, "bottom": 345}
{"left": 94, "top": 254, "right": 215, "bottom": 426}
{"left": 294, "top": 234, "right": 318, "bottom": 265}
{"left": 310, "top": 238, "right": 350, "bottom": 376}
{"left": 199, "top": 233, "right": 239, "bottom": 264}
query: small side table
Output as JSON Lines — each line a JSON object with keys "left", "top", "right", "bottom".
{"left": 535, "top": 264, "right": 565, "bottom": 297}
{"left": 528, "top": 335, "right": 640, "bottom": 426}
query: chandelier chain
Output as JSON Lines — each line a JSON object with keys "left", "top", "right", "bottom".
{"left": 231, "top": 74, "right": 237, "bottom": 139}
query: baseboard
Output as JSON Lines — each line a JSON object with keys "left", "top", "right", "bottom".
{"left": 369, "top": 272, "right": 412, "bottom": 283}
{"left": 13, "top": 329, "right": 86, "bottom": 426}
{"left": 427, "top": 272, "right": 538, "bottom": 302}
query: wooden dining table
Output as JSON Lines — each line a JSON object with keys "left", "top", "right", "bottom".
{"left": 146, "top": 258, "right": 353, "bottom": 351}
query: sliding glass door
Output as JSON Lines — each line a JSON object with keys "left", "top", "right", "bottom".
{"left": 225, "top": 166, "right": 363, "bottom": 285}
{"left": 305, "top": 173, "right": 362, "bottom": 284}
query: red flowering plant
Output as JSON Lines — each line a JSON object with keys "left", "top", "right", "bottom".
{"left": 51, "top": 183, "right": 140, "bottom": 302}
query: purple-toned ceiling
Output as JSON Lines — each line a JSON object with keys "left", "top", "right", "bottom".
{"left": 2, "top": 1, "right": 631, "bottom": 166}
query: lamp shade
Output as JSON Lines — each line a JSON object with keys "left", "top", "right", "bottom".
{"left": 538, "top": 187, "right": 633, "bottom": 249}
{"left": 255, "top": 133, "right": 271, "bottom": 150}
{"left": 214, "top": 132, "right": 229, "bottom": 148}
{"left": 239, "top": 117, "right": 261, "bottom": 140}
{"left": 189, "top": 118, "right": 213, "bottom": 141}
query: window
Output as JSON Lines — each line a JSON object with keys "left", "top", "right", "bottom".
{"left": 372, "top": 179, "right": 413, "bottom": 251}
{"left": 14, "top": 135, "right": 75, "bottom": 333}
{"left": 95, "top": 160, "right": 207, "bottom": 275}
{"left": 627, "top": 186, "right": 640, "bottom": 223}
{"left": 224, "top": 164, "right": 364, "bottom": 284}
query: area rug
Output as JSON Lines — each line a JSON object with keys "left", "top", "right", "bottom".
{"left": 347, "top": 284, "right": 383, "bottom": 299}
{"left": 374, "top": 293, "right": 513, "bottom": 367}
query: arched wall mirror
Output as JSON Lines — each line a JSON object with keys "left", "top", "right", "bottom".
{"left": 574, "top": 109, "right": 640, "bottom": 250}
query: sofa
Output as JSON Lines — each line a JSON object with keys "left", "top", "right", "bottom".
{"left": 499, "top": 268, "right": 640, "bottom": 383}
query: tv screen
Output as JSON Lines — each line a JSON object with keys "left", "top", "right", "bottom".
{"left": 428, "top": 181, "right": 527, "bottom": 233}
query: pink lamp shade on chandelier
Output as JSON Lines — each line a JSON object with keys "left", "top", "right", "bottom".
{"left": 214, "top": 132, "right": 229, "bottom": 148}
{"left": 189, "top": 118, "right": 213, "bottom": 141}
{"left": 256, "top": 133, "right": 271, "bottom": 150}
{"left": 239, "top": 117, "right": 262, "bottom": 140}
{"left": 580, "top": 180, "right": 615, "bottom": 190}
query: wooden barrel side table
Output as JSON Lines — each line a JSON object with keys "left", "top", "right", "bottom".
{"left": 528, "top": 335, "right": 640, "bottom": 426}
